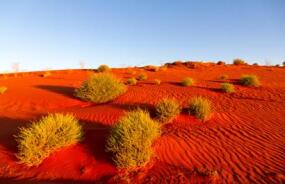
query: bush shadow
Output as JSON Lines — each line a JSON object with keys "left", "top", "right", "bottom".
{"left": 34, "top": 85, "right": 76, "bottom": 99}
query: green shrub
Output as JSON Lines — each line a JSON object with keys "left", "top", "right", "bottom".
{"left": 219, "top": 74, "right": 228, "bottom": 80}
{"left": 155, "top": 98, "right": 181, "bottom": 122}
{"left": 16, "top": 113, "right": 83, "bottom": 166}
{"left": 181, "top": 77, "right": 194, "bottom": 86}
{"left": 233, "top": 58, "right": 246, "bottom": 65}
{"left": 240, "top": 75, "right": 260, "bottom": 87}
{"left": 75, "top": 73, "right": 126, "bottom": 103}
{"left": 126, "top": 78, "right": 137, "bottom": 85}
{"left": 188, "top": 96, "right": 212, "bottom": 121}
{"left": 0, "top": 86, "right": 7, "bottom": 94}
{"left": 137, "top": 73, "right": 147, "bottom": 81}
{"left": 106, "top": 109, "right": 160, "bottom": 169}
{"left": 97, "top": 65, "right": 110, "bottom": 72}
{"left": 154, "top": 79, "right": 161, "bottom": 85}
{"left": 221, "top": 83, "right": 235, "bottom": 93}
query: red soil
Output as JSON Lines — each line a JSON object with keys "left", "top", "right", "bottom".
{"left": 0, "top": 64, "right": 284, "bottom": 183}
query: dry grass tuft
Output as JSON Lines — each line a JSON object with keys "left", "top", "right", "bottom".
{"left": 155, "top": 98, "right": 181, "bottom": 123}
{"left": 240, "top": 75, "right": 260, "bottom": 87}
{"left": 16, "top": 113, "right": 83, "bottom": 166}
{"left": 233, "top": 58, "right": 246, "bottom": 65}
{"left": 0, "top": 86, "right": 7, "bottom": 94}
{"left": 188, "top": 96, "right": 212, "bottom": 121}
{"left": 106, "top": 109, "right": 160, "bottom": 169}
{"left": 137, "top": 73, "right": 148, "bottom": 81}
{"left": 97, "top": 65, "right": 110, "bottom": 72}
{"left": 221, "top": 83, "right": 235, "bottom": 93}
{"left": 126, "top": 78, "right": 137, "bottom": 85}
{"left": 181, "top": 77, "right": 194, "bottom": 86}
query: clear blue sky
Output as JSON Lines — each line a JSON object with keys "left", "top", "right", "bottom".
{"left": 0, "top": 0, "right": 284, "bottom": 71}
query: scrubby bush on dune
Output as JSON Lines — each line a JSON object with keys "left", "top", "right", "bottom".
{"left": 41, "top": 71, "right": 51, "bottom": 77}
{"left": 283, "top": 61, "right": 285, "bottom": 67}
{"left": 106, "top": 109, "right": 160, "bottom": 169}
{"left": 155, "top": 98, "right": 181, "bottom": 123}
{"left": 137, "top": 73, "right": 147, "bottom": 81}
{"left": 240, "top": 75, "right": 260, "bottom": 87}
{"left": 0, "top": 86, "right": 7, "bottom": 94}
{"left": 253, "top": 63, "right": 259, "bottom": 66}
{"left": 217, "top": 61, "right": 225, "bottom": 65}
{"left": 181, "top": 77, "right": 194, "bottom": 86}
{"left": 97, "top": 64, "right": 110, "bottom": 72}
{"left": 126, "top": 77, "right": 137, "bottom": 85}
{"left": 219, "top": 74, "right": 228, "bottom": 80}
{"left": 221, "top": 83, "right": 235, "bottom": 93}
{"left": 154, "top": 79, "right": 161, "bottom": 85}
{"left": 16, "top": 113, "right": 83, "bottom": 166}
{"left": 75, "top": 73, "right": 126, "bottom": 103}
{"left": 188, "top": 96, "right": 212, "bottom": 121}
{"left": 233, "top": 58, "right": 246, "bottom": 65}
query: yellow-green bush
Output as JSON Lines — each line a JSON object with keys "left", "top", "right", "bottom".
{"left": 16, "top": 113, "right": 83, "bottom": 166}
{"left": 0, "top": 86, "right": 7, "bottom": 94}
{"left": 75, "top": 73, "right": 126, "bottom": 103}
{"left": 126, "top": 77, "right": 137, "bottom": 85}
{"left": 240, "top": 75, "right": 260, "bottom": 87}
{"left": 221, "top": 83, "right": 235, "bottom": 93}
{"left": 154, "top": 79, "right": 161, "bottom": 85}
{"left": 97, "top": 64, "right": 110, "bottom": 72}
{"left": 233, "top": 58, "right": 246, "bottom": 65}
{"left": 155, "top": 98, "right": 181, "bottom": 123}
{"left": 188, "top": 96, "right": 212, "bottom": 121}
{"left": 106, "top": 109, "right": 160, "bottom": 169}
{"left": 181, "top": 77, "right": 194, "bottom": 86}
{"left": 137, "top": 73, "right": 147, "bottom": 81}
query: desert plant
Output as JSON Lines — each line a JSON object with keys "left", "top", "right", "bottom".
{"left": 75, "top": 73, "right": 126, "bottom": 103}
{"left": 219, "top": 74, "right": 228, "bottom": 80}
{"left": 137, "top": 73, "right": 147, "bottom": 81}
{"left": 106, "top": 109, "right": 160, "bottom": 169}
{"left": 16, "top": 113, "right": 83, "bottom": 166}
{"left": 97, "top": 65, "right": 110, "bottom": 72}
{"left": 220, "top": 83, "right": 235, "bottom": 93}
{"left": 126, "top": 78, "right": 137, "bottom": 85}
{"left": 181, "top": 77, "right": 194, "bottom": 86}
{"left": 154, "top": 79, "right": 161, "bottom": 85}
{"left": 0, "top": 86, "right": 7, "bottom": 94}
{"left": 217, "top": 61, "right": 225, "bottom": 65}
{"left": 155, "top": 98, "right": 181, "bottom": 122}
{"left": 240, "top": 75, "right": 260, "bottom": 87}
{"left": 253, "top": 63, "right": 259, "bottom": 66}
{"left": 283, "top": 61, "right": 285, "bottom": 67}
{"left": 188, "top": 96, "right": 212, "bottom": 121}
{"left": 41, "top": 71, "right": 51, "bottom": 77}
{"left": 233, "top": 58, "right": 246, "bottom": 65}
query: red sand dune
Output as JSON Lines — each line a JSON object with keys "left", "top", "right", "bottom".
{"left": 0, "top": 63, "right": 284, "bottom": 183}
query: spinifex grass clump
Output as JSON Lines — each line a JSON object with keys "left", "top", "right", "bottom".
{"left": 240, "top": 75, "right": 260, "bottom": 87}
{"left": 155, "top": 98, "right": 181, "bottom": 123}
{"left": 97, "top": 64, "right": 110, "bottom": 72}
{"left": 181, "top": 77, "right": 194, "bottom": 86}
{"left": 106, "top": 109, "right": 161, "bottom": 169}
{"left": 0, "top": 86, "right": 7, "bottom": 94}
{"left": 16, "top": 113, "right": 83, "bottom": 166}
{"left": 126, "top": 78, "right": 137, "bottom": 85}
{"left": 188, "top": 96, "right": 212, "bottom": 121}
{"left": 137, "top": 73, "right": 148, "bottom": 81}
{"left": 75, "top": 73, "right": 126, "bottom": 103}
{"left": 233, "top": 58, "right": 246, "bottom": 65}
{"left": 154, "top": 79, "right": 161, "bottom": 85}
{"left": 221, "top": 83, "right": 235, "bottom": 93}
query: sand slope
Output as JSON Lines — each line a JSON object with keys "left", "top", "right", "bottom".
{"left": 0, "top": 64, "right": 284, "bottom": 183}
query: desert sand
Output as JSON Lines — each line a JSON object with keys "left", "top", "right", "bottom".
{"left": 0, "top": 62, "right": 284, "bottom": 183}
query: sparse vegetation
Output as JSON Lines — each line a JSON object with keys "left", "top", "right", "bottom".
{"left": 154, "top": 79, "right": 161, "bottom": 85}
{"left": 0, "top": 86, "right": 7, "bottom": 94}
{"left": 137, "top": 73, "right": 147, "bottom": 81}
{"left": 221, "top": 83, "right": 235, "bottom": 93}
{"left": 16, "top": 113, "right": 83, "bottom": 166}
{"left": 97, "top": 65, "right": 110, "bottom": 72}
{"left": 41, "top": 71, "right": 51, "bottom": 77}
{"left": 283, "top": 61, "right": 285, "bottom": 67}
{"left": 233, "top": 58, "right": 246, "bottom": 65}
{"left": 253, "top": 63, "right": 259, "bottom": 66}
{"left": 188, "top": 96, "right": 212, "bottom": 121}
{"left": 126, "top": 78, "right": 137, "bottom": 85}
{"left": 217, "top": 61, "right": 225, "bottom": 65}
{"left": 155, "top": 98, "right": 181, "bottom": 123}
{"left": 181, "top": 77, "right": 194, "bottom": 86}
{"left": 219, "top": 74, "right": 228, "bottom": 80}
{"left": 75, "top": 73, "right": 126, "bottom": 103}
{"left": 106, "top": 109, "right": 160, "bottom": 169}
{"left": 240, "top": 75, "right": 260, "bottom": 87}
